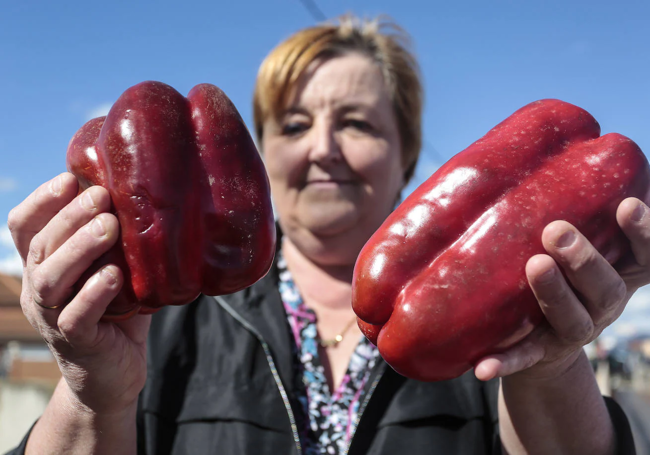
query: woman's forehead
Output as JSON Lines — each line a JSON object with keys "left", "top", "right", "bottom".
{"left": 287, "top": 54, "right": 390, "bottom": 111}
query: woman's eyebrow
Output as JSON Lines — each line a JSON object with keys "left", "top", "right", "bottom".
{"left": 282, "top": 106, "right": 310, "bottom": 117}
{"left": 280, "top": 104, "right": 377, "bottom": 119}
{"left": 337, "top": 104, "right": 378, "bottom": 117}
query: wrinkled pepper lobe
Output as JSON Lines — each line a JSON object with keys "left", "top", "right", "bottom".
{"left": 352, "top": 99, "right": 650, "bottom": 381}
{"left": 67, "top": 81, "right": 276, "bottom": 319}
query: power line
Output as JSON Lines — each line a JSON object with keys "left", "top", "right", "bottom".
{"left": 423, "top": 139, "right": 447, "bottom": 165}
{"left": 298, "top": 0, "right": 327, "bottom": 22}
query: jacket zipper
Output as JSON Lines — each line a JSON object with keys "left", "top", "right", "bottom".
{"left": 343, "top": 361, "right": 388, "bottom": 455}
{"left": 214, "top": 296, "right": 303, "bottom": 455}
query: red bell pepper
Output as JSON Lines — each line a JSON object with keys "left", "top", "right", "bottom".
{"left": 67, "top": 81, "right": 276, "bottom": 319}
{"left": 352, "top": 99, "right": 650, "bottom": 381}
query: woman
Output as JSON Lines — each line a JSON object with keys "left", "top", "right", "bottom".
{"left": 8, "top": 16, "right": 643, "bottom": 454}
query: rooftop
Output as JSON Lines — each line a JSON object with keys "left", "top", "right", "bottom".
{"left": 0, "top": 273, "right": 43, "bottom": 344}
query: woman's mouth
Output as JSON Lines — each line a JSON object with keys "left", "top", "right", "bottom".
{"left": 306, "top": 179, "right": 355, "bottom": 186}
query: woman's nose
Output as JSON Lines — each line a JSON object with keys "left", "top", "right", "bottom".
{"left": 309, "top": 122, "right": 342, "bottom": 165}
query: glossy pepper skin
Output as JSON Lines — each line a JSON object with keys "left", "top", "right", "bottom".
{"left": 352, "top": 99, "right": 650, "bottom": 382}
{"left": 67, "top": 81, "right": 276, "bottom": 319}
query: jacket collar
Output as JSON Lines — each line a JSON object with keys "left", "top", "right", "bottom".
{"left": 221, "top": 223, "right": 295, "bottom": 390}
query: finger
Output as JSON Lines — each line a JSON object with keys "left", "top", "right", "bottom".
{"left": 17, "top": 290, "right": 62, "bottom": 344}
{"left": 526, "top": 254, "right": 594, "bottom": 344}
{"left": 29, "top": 186, "right": 112, "bottom": 266}
{"left": 617, "top": 197, "right": 650, "bottom": 267}
{"left": 474, "top": 334, "right": 546, "bottom": 381}
{"left": 57, "top": 265, "right": 123, "bottom": 349}
{"left": 541, "top": 221, "right": 627, "bottom": 325}
{"left": 7, "top": 173, "right": 78, "bottom": 262}
{"left": 29, "top": 213, "right": 120, "bottom": 312}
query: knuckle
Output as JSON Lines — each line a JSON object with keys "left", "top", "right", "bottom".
{"left": 57, "top": 205, "right": 77, "bottom": 229}
{"left": 28, "top": 236, "right": 44, "bottom": 265}
{"left": 30, "top": 270, "right": 55, "bottom": 304}
{"left": 67, "top": 229, "right": 89, "bottom": 249}
{"left": 7, "top": 207, "right": 22, "bottom": 234}
{"left": 553, "top": 284, "right": 572, "bottom": 302}
{"left": 517, "top": 345, "right": 543, "bottom": 372}
{"left": 600, "top": 279, "right": 627, "bottom": 313}
{"left": 542, "top": 281, "right": 573, "bottom": 307}
{"left": 567, "top": 248, "right": 598, "bottom": 274}
{"left": 564, "top": 319, "right": 594, "bottom": 344}
{"left": 57, "top": 315, "right": 82, "bottom": 342}
{"left": 519, "top": 352, "right": 538, "bottom": 371}
{"left": 524, "top": 354, "right": 539, "bottom": 371}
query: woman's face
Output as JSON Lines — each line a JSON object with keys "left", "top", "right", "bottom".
{"left": 262, "top": 53, "right": 404, "bottom": 266}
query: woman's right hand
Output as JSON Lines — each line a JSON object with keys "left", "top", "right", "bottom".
{"left": 8, "top": 172, "right": 151, "bottom": 416}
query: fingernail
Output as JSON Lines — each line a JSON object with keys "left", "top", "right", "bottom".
{"left": 632, "top": 203, "right": 646, "bottom": 222}
{"left": 90, "top": 217, "right": 106, "bottom": 237}
{"left": 50, "top": 176, "right": 62, "bottom": 196}
{"left": 100, "top": 267, "right": 117, "bottom": 285}
{"left": 81, "top": 191, "right": 96, "bottom": 211}
{"left": 537, "top": 267, "right": 555, "bottom": 284}
{"left": 555, "top": 230, "right": 576, "bottom": 248}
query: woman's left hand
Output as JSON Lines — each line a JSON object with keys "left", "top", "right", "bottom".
{"left": 475, "top": 196, "right": 650, "bottom": 381}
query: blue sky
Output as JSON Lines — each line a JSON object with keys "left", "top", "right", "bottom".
{"left": 1, "top": 0, "right": 649, "bottom": 338}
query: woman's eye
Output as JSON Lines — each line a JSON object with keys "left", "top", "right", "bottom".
{"left": 281, "top": 122, "right": 309, "bottom": 136}
{"left": 343, "top": 119, "right": 373, "bottom": 133}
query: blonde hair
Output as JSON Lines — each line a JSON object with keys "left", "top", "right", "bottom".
{"left": 253, "top": 15, "right": 423, "bottom": 183}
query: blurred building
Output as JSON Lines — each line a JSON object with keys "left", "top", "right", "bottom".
{"left": 629, "top": 336, "right": 650, "bottom": 362}
{"left": 0, "top": 272, "right": 60, "bottom": 453}
{"left": 0, "top": 273, "right": 60, "bottom": 384}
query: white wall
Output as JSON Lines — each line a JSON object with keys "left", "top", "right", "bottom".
{"left": 0, "top": 381, "right": 52, "bottom": 453}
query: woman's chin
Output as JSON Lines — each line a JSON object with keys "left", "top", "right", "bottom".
{"left": 283, "top": 212, "right": 371, "bottom": 267}
{"left": 300, "top": 210, "right": 359, "bottom": 237}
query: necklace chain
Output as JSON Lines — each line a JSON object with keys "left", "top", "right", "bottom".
{"left": 317, "top": 316, "right": 358, "bottom": 348}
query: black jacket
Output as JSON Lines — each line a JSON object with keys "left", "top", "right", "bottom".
{"left": 9, "top": 259, "right": 635, "bottom": 454}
